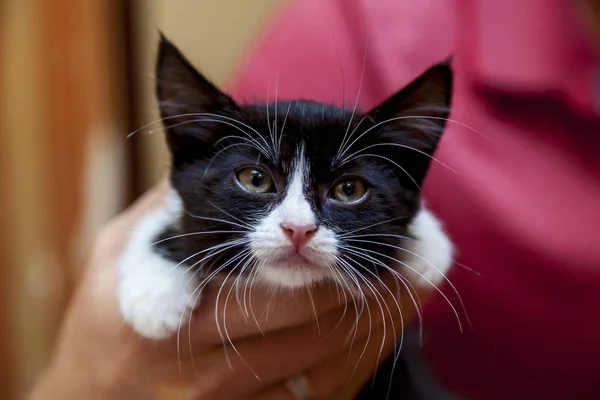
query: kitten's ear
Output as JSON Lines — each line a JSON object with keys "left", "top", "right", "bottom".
{"left": 367, "top": 59, "right": 452, "bottom": 186}
{"left": 156, "top": 34, "right": 239, "bottom": 158}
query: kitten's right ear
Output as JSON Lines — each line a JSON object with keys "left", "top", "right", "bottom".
{"left": 156, "top": 34, "right": 238, "bottom": 157}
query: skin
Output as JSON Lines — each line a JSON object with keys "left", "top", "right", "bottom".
{"left": 30, "top": 180, "right": 433, "bottom": 400}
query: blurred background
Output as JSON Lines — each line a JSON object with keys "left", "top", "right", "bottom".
{"left": 2, "top": 0, "right": 599, "bottom": 399}
{"left": 0, "top": 0, "right": 283, "bottom": 397}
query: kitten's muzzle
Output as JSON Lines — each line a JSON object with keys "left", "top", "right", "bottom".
{"left": 280, "top": 222, "right": 318, "bottom": 251}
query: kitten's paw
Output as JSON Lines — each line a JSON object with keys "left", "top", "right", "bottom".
{"left": 405, "top": 207, "right": 454, "bottom": 288}
{"left": 118, "top": 255, "right": 198, "bottom": 339}
{"left": 116, "top": 197, "right": 199, "bottom": 339}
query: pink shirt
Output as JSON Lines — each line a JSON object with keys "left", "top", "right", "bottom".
{"left": 229, "top": 1, "right": 600, "bottom": 398}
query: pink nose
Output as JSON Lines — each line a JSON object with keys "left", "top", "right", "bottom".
{"left": 281, "top": 222, "right": 318, "bottom": 250}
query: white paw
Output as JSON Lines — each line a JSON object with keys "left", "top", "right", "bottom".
{"left": 116, "top": 192, "right": 200, "bottom": 339}
{"left": 118, "top": 254, "right": 198, "bottom": 339}
{"left": 404, "top": 207, "right": 454, "bottom": 287}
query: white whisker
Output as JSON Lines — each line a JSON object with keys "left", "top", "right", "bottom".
{"left": 183, "top": 211, "right": 255, "bottom": 231}
{"left": 179, "top": 249, "right": 250, "bottom": 374}
{"left": 338, "top": 257, "right": 389, "bottom": 385}
{"left": 342, "top": 142, "right": 460, "bottom": 178}
{"left": 341, "top": 255, "right": 401, "bottom": 377}
{"left": 336, "top": 3, "right": 369, "bottom": 160}
{"left": 341, "top": 233, "right": 414, "bottom": 241}
{"left": 135, "top": 110, "right": 272, "bottom": 150}
{"left": 306, "top": 286, "right": 321, "bottom": 336}
{"left": 344, "top": 245, "right": 463, "bottom": 332}
{"left": 278, "top": 101, "right": 292, "bottom": 156}
{"left": 214, "top": 253, "right": 261, "bottom": 378}
{"left": 345, "top": 238, "right": 470, "bottom": 328}
{"left": 167, "top": 238, "right": 249, "bottom": 277}
{"left": 338, "top": 217, "right": 407, "bottom": 238}
{"left": 150, "top": 231, "right": 247, "bottom": 246}
{"left": 345, "top": 153, "right": 421, "bottom": 190}
{"left": 205, "top": 201, "right": 258, "bottom": 231}
{"left": 160, "top": 118, "right": 272, "bottom": 159}
{"left": 337, "top": 115, "right": 489, "bottom": 160}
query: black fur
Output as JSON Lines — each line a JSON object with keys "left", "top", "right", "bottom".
{"left": 153, "top": 35, "right": 452, "bottom": 400}
{"left": 155, "top": 36, "right": 451, "bottom": 279}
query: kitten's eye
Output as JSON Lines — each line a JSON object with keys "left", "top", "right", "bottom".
{"left": 236, "top": 167, "right": 273, "bottom": 194}
{"left": 332, "top": 179, "right": 367, "bottom": 203}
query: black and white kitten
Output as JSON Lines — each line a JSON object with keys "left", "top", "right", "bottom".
{"left": 118, "top": 37, "right": 453, "bottom": 340}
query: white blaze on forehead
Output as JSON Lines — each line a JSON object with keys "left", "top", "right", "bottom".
{"left": 277, "top": 143, "right": 315, "bottom": 226}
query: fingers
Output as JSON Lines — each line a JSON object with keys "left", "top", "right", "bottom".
{"left": 185, "top": 276, "right": 421, "bottom": 398}
{"left": 190, "top": 269, "right": 429, "bottom": 345}
{"left": 305, "top": 324, "right": 398, "bottom": 400}
{"left": 248, "top": 324, "right": 396, "bottom": 400}
{"left": 179, "top": 304, "right": 371, "bottom": 397}
{"left": 189, "top": 283, "right": 345, "bottom": 344}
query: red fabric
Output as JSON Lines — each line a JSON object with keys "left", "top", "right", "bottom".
{"left": 228, "top": 0, "right": 600, "bottom": 398}
{"left": 230, "top": 0, "right": 453, "bottom": 109}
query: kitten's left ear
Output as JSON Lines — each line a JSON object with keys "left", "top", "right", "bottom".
{"left": 156, "top": 34, "right": 238, "bottom": 120}
{"left": 366, "top": 58, "right": 452, "bottom": 186}
{"left": 367, "top": 58, "right": 452, "bottom": 154}
{"left": 156, "top": 34, "right": 239, "bottom": 161}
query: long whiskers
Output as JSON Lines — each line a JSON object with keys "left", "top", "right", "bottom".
{"left": 178, "top": 247, "right": 250, "bottom": 372}
{"left": 306, "top": 286, "right": 321, "bottom": 336}
{"left": 161, "top": 118, "right": 272, "bottom": 159}
{"left": 337, "top": 1, "right": 369, "bottom": 160}
{"left": 277, "top": 101, "right": 292, "bottom": 156}
{"left": 166, "top": 238, "right": 249, "bottom": 279}
{"left": 337, "top": 115, "right": 489, "bottom": 161}
{"left": 337, "top": 257, "right": 390, "bottom": 387}
{"left": 344, "top": 245, "right": 463, "bottom": 332}
{"left": 345, "top": 238, "right": 470, "bottom": 328}
{"left": 129, "top": 110, "right": 273, "bottom": 157}
{"left": 206, "top": 201, "right": 259, "bottom": 231}
{"left": 223, "top": 255, "right": 260, "bottom": 368}
{"left": 150, "top": 230, "right": 247, "bottom": 246}
{"left": 341, "top": 142, "right": 460, "bottom": 178}
{"left": 346, "top": 152, "right": 422, "bottom": 190}
{"left": 341, "top": 233, "right": 414, "bottom": 241}
{"left": 338, "top": 217, "right": 408, "bottom": 238}
{"left": 183, "top": 210, "right": 255, "bottom": 231}
{"left": 215, "top": 254, "right": 261, "bottom": 378}
{"left": 340, "top": 254, "right": 403, "bottom": 398}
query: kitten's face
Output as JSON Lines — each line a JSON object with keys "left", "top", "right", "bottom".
{"left": 156, "top": 37, "right": 452, "bottom": 289}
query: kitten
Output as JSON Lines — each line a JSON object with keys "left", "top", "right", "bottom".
{"left": 117, "top": 36, "right": 454, "bottom": 340}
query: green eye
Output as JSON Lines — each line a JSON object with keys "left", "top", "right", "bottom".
{"left": 332, "top": 179, "right": 367, "bottom": 203}
{"left": 236, "top": 167, "right": 273, "bottom": 193}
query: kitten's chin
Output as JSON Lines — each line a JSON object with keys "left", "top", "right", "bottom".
{"left": 256, "top": 262, "right": 332, "bottom": 289}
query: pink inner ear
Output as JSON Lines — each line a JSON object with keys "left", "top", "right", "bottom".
{"left": 226, "top": 0, "right": 453, "bottom": 110}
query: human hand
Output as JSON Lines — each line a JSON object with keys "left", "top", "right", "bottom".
{"left": 30, "top": 180, "right": 432, "bottom": 400}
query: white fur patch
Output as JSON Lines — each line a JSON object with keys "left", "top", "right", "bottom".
{"left": 249, "top": 144, "right": 339, "bottom": 288}
{"left": 117, "top": 191, "right": 198, "bottom": 339}
{"left": 278, "top": 144, "right": 316, "bottom": 228}
{"left": 403, "top": 206, "right": 454, "bottom": 287}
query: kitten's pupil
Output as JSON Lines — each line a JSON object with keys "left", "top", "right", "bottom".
{"left": 342, "top": 182, "right": 355, "bottom": 196}
{"left": 236, "top": 167, "right": 273, "bottom": 193}
{"left": 251, "top": 171, "right": 264, "bottom": 188}
{"left": 333, "top": 179, "right": 366, "bottom": 202}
